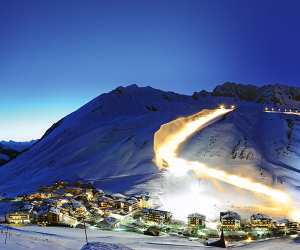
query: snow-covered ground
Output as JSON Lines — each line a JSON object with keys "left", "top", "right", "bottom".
{"left": 0, "top": 225, "right": 299, "bottom": 250}
{"left": 81, "top": 242, "right": 133, "bottom": 250}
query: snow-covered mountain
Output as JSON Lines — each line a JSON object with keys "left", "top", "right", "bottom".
{"left": 0, "top": 83, "right": 300, "bottom": 197}
{"left": 0, "top": 140, "right": 37, "bottom": 166}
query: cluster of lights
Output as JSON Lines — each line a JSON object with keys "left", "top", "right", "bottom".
{"left": 265, "top": 107, "right": 299, "bottom": 113}
{"left": 219, "top": 104, "right": 236, "bottom": 109}
{"left": 246, "top": 236, "right": 252, "bottom": 243}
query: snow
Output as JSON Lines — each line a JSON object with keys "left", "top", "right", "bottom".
{"left": 81, "top": 242, "right": 132, "bottom": 250}
{"left": 0, "top": 153, "right": 9, "bottom": 161}
{"left": 0, "top": 225, "right": 299, "bottom": 250}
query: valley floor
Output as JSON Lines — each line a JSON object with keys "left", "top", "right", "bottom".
{"left": 0, "top": 225, "right": 299, "bottom": 250}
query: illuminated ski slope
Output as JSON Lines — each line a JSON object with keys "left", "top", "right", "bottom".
{"left": 154, "top": 106, "right": 299, "bottom": 218}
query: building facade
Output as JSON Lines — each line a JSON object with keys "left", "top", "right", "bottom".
{"left": 250, "top": 213, "right": 272, "bottom": 229}
{"left": 188, "top": 213, "right": 206, "bottom": 229}
{"left": 7, "top": 212, "right": 31, "bottom": 224}
{"left": 143, "top": 208, "right": 172, "bottom": 224}
{"left": 287, "top": 221, "right": 298, "bottom": 234}
{"left": 220, "top": 211, "right": 241, "bottom": 231}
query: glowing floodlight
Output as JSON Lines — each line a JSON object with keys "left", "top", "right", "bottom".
{"left": 219, "top": 104, "right": 225, "bottom": 109}
{"left": 231, "top": 105, "right": 235, "bottom": 109}
{"left": 265, "top": 107, "right": 269, "bottom": 111}
{"left": 271, "top": 108, "right": 274, "bottom": 111}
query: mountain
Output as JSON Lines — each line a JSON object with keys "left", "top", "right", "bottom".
{"left": 212, "top": 82, "right": 300, "bottom": 106}
{"left": 0, "top": 140, "right": 37, "bottom": 167}
{"left": 0, "top": 83, "right": 300, "bottom": 197}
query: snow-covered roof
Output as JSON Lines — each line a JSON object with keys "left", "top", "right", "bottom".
{"left": 124, "top": 199, "right": 137, "bottom": 205}
{"left": 188, "top": 213, "right": 206, "bottom": 219}
{"left": 23, "top": 204, "right": 34, "bottom": 210}
{"left": 113, "top": 193, "right": 127, "bottom": 199}
{"left": 99, "top": 196, "right": 113, "bottom": 201}
{"left": 49, "top": 207, "right": 61, "bottom": 215}
{"left": 251, "top": 213, "right": 272, "bottom": 220}
{"left": 127, "top": 196, "right": 138, "bottom": 201}
{"left": 276, "top": 218, "right": 289, "bottom": 225}
{"left": 71, "top": 199, "right": 83, "bottom": 208}
{"left": 220, "top": 211, "right": 241, "bottom": 220}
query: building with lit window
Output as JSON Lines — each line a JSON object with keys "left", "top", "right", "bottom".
{"left": 275, "top": 219, "right": 288, "bottom": 233}
{"left": 37, "top": 207, "right": 78, "bottom": 227}
{"left": 220, "top": 211, "right": 241, "bottom": 231}
{"left": 6, "top": 212, "right": 30, "bottom": 224}
{"left": 99, "top": 196, "right": 113, "bottom": 209}
{"left": 250, "top": 213, "right": 272, "bottom": 229}
{"left": 143, "top": 208, "right": 172, "bottom": 224}
{"left": 25, "top": 192, "right": 52, "bottom": 201}
{"left": 7, "top": 212, "right": 31, "bottom": 224}
{"left": 188, "top": 213, "right": 206, "bottom": 229}
{"left": 123, "top": 198, "right": 139, "bottom": 213}
{"left": 287, "top": 221, "right": 298, "bottom": 234}
{"left": 135, "top": 195, "right": 150, "bottom": 209}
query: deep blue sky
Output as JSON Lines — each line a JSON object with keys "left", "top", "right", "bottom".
{"left": 1, "top": 0, "right": 300, "bottom": 140}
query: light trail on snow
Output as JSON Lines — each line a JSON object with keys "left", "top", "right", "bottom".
{"left": 154, "top": 106, "right": 299, "bottom": 219}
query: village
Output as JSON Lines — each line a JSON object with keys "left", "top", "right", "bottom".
{"left": 1, "top": 180, "right": 299, "bottom": 245}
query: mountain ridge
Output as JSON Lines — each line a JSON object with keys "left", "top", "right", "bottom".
{"left": 194, "top": 82, "right": 300, "bottom": 107}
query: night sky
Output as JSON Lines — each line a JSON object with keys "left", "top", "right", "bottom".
{"left": 1, "top": 0, "right": 300, "bottom": 140}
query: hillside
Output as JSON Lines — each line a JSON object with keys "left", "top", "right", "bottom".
{"left": 0, "top": 83, "right": 300, "bottom": 198}
{"left": 0, "top": 140, "right": 36, "bottom": 166}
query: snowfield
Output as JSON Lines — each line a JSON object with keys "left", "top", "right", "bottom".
{"left": 0, "top": 225, "right": 299, "bottom": 250}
